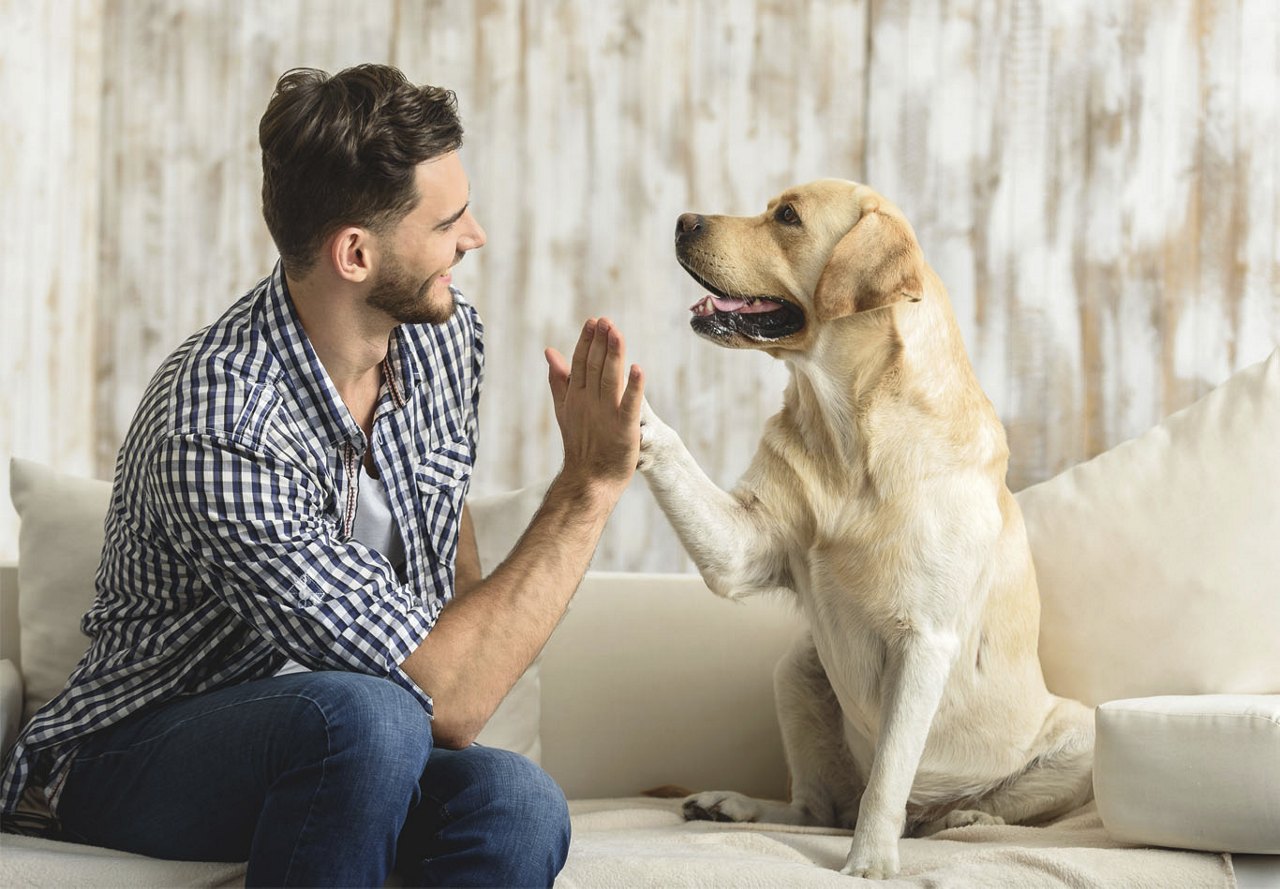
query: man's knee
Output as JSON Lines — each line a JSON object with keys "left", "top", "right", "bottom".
{"left": 460, "top": 747, "right": 571, "bottom": 867}
{"left": 285, "top": 672, "right": 433, "bottom": 785}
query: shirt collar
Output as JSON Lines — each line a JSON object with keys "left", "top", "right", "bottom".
{"left": 262, "top": 260, "right": 418, "bottom": 449}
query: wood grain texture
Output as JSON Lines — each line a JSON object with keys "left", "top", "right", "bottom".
{"left": 2, "top": 0, "right": 1277, "bottom": 571}
{"left": 1, "top": 0, "right": 104, "bottom": 556}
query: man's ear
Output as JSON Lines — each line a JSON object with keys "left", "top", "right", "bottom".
{"left": 813, "top": 209, "right": 925, "bottom": 321}
{"left": 331, "top": 227, "right": 374, "bottom": 284}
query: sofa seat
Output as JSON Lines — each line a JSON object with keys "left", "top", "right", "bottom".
{"left": 0, "top": 796, "right": 1249, "bottom": 888}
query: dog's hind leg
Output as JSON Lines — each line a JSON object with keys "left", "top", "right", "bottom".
{"left": 927, "top": 697, "right": 1094, "bottom": 832}
{"left": 684, "top": 633, "right": 863, "bottom": 828}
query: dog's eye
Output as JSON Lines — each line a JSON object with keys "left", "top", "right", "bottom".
{"left": 776, "top": 204, "right": 801, "bottom": 226}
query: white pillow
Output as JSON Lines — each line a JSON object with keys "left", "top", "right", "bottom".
{"left": 467, "top": 479, "right": 552, "bottom": 763}
{"left": 9, "top": 458, "right": 110, "bottom": 723}
{"left": 9, "top": 458, "right": 552, "bottom": 763}
{"left": 1094, "top": 695, "right": 1280, "bottom": 853}
{"left": 0, "top": 659, "right": 22, "bottom": 754}
{"left": 1017, "top": 349, "right": 1280, "bottom": 706}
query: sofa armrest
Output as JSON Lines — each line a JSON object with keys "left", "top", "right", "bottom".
{"left": 1, "top": 658, "right": 23, "bottom": 755}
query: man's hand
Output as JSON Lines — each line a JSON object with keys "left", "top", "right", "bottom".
{"left": 545, "top": 317, "right": 644, "bottom": 499}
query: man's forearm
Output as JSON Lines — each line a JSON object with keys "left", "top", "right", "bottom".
{"left": 400, "top": 471, "right": 619, "bottom": 747}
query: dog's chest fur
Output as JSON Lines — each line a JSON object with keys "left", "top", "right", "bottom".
{"left": 757, "top": 339, "right": 1012, "bottom": 763}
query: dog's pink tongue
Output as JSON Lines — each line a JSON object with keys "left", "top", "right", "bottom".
{"left": 710, "top": 295, "right": 747, "bottom": 313}
{"left": 689, "top": 295, "right": 779, "bottom": 316}
{"left": 709, "top": 295, "right": 777, "bottom": 314}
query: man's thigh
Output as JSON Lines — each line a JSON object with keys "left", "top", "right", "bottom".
{"left": 56, "top": 671, "right": 411, "bottom": 861}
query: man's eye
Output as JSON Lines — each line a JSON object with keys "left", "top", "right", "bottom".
{"left": 776, "top": 204, "right": 801, "bottom": 226}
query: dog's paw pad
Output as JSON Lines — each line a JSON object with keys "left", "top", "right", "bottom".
{"left": 681, "top": 791, "right": 761, "bottom": 823}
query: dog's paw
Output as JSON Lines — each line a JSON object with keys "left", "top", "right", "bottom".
{"left": 682, "top": 790, "right": 764, "bottom": 823}
{"left": 840, "top": 833, "right": 900, "bottom": 880}
{"left": 637, "top": 398, "right": 672, "bottom": 472}
{"left": 938, "top": 810, "right": 1005, "bottom": 831}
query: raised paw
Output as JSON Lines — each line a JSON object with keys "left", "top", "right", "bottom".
{"left": 637, "top": 398, "right": 671, "bottom": 471}
{"left": 682, "top": 790, "right": 764, "bottom": 823}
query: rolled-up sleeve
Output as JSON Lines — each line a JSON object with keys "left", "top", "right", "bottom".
{"left": 149, "top": 430, "right": 437, "bottom": 713}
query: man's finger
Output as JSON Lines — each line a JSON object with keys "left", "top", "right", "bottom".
{"left": 599, "top": 325, "right": 625, "bottom": 403}
{"left": 620, "top": 364, "right": 645, "bottom": 423}
{"left": 585, "top": 317, "right": 611, "bottom": 396}
{"left": 546, "top": 348, "right": 570, "bottom": 411}
{"left": 570, "top": 319, "right": 596, "bottom": 389}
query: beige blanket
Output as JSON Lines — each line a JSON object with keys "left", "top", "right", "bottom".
{"left": 0, "top": 797, "right": 1238, "bottom": 887}
{"left": 560, "top": 798, "right": 1236, "bottom": 888}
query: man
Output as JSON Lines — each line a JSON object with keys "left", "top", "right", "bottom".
{"left": 0, "top": 64, "right": 643, "bottom": 887}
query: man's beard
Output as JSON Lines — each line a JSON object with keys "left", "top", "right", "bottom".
{"left": 367, "top": 250, "right": 457, "bottom": 325}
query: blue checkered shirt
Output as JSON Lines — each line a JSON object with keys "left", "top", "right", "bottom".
{"left": 0, "top": 261, "right": 483, "bottom": 818}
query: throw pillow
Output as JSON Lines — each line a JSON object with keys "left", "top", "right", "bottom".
{"left": 1017, "top": 348, "right": 1280, "bottom": 706}
{"left": 9, "top": 459, "right": 110, "bottom": 723}
{"left": 1094, "top": 694, "right": 1280, "bottom": 853}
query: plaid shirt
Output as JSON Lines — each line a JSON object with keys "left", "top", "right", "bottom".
{"left": 1, "top": 262, "right": 483, "bottom": 817}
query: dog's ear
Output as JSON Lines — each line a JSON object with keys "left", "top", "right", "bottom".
{"left": 813, "top": 205, "right": 924, "bottom": 321}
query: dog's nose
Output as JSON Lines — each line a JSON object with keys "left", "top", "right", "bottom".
{"left": 676, "top": 213, "right": 705, "bottom": 241}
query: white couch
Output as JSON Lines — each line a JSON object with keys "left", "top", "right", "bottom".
{"left": 3, "top": 349, "right": 1280, "bottom": 887}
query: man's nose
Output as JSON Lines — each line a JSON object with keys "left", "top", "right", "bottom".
{"left": 463, "top": 215, "right": 486, "bottom": 251}
{"left": 675, "top": 213, "right": 705, "bottom": 244}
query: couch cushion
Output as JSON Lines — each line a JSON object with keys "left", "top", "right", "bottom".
{"left": 0, "top": 832, "right": 246, "bottom": 888}
{"left": 1016, "top": 349, "right": 1280, "bottom": 706}
{"left": 1094, "top": 695, "right": 1280, "bottom": 853}
{"left": 7, "top": 458, "right": 546, "bottom": 763}
{"left": 538, "top": 572, "right": 806, "bottom": 801}
{"left": 9, "top": 458, "right": 111, "bottom": 724}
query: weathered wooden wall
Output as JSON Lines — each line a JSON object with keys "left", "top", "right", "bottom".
{"left": 2, "top": 0, "right": 1277, "bottom": 571}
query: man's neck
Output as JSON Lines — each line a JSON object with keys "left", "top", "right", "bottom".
{"left": 286, "top": 269, "right": 391, "bottom": 424}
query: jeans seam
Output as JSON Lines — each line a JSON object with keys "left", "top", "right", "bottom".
{"left": 279, "top": 697, "right": 332, "bottom": 886}
{"left": 72, "top": 692, "right": 332, "bottom": 764}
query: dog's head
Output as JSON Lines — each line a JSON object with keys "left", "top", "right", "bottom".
{"left": 675, "top": 180, "right": 925, "bottom": 352}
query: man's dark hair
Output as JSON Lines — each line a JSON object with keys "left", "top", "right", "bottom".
{"left": 259, "top": 64, "right": 463, "bottom": 276}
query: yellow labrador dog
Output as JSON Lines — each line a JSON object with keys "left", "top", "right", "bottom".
{"left": 637, "top": 180, "right": 1094, "bottom": 879}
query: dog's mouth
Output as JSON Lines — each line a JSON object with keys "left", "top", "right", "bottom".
{"left": 679, "top": 263, "right": 806, "bottom": 342}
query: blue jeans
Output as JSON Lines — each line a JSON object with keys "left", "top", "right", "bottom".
{"left": 55, "top": 671, "right": 570, "bottom": 887}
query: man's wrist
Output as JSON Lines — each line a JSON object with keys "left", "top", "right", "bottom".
{"left": 548, "top": 468, "right": 626, "bottom": 516}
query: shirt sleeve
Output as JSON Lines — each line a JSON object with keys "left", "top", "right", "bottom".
{"left": 148, "top": 429, "right": 437, "bottom": 713}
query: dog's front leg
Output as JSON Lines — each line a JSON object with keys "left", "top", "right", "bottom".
{"left": 638, "top": 400, "right": 786, "bottom": 597}
{"left": 842, "top": 632, "right": 958, "bottom": 879}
